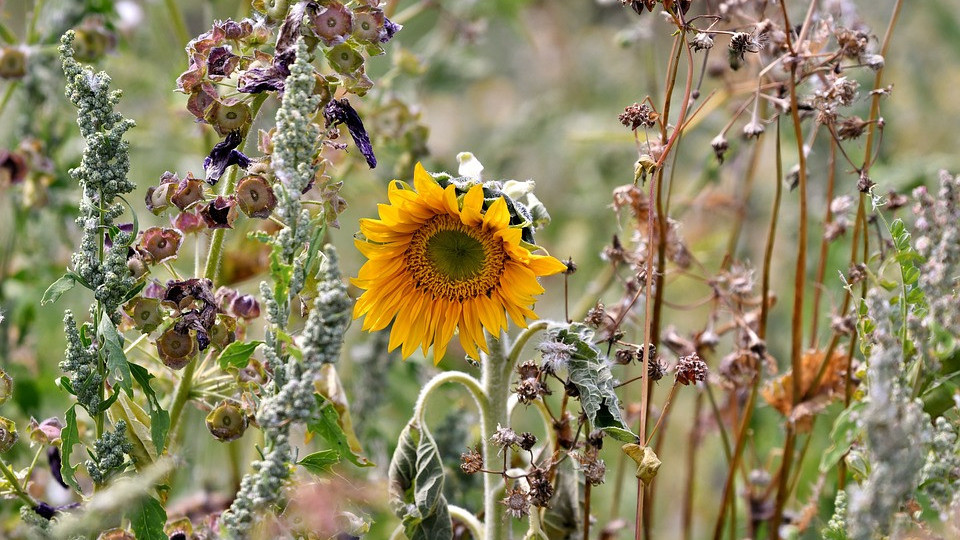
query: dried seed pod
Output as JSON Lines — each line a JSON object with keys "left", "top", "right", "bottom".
{"left": 138, "top": 227, "right": 183, "bottom": 264}
{"left": 0, "top": 47, "right": 27, "bottom": 79}
{"left": 157, "top": 327, "right": 197, "bottom": 370}
{"left": 96, "top": 529, "right": 136, "bottom": 540}
{"left": 209, "top": 315, "right": 237, "bottom": 350}
{"left": 308, "top": 1, "right": 353, "bottom": 46}
{"left": 206, "top": 400, "right": 249, "bottom": 442}
{"left": 206, "top": 101, "right": 252, "bottom": 137}
{"left": 124, "top": 297, "right": 164, "bottom": 333}
{"left": 0, "top": 416, "right": 18, "bottom": 453}
{"left": 235, "top": 174, "right": 277, "bottom": 219}
{"left": 0, "top": 368, "right": 11, "bottom": 406}
{"left": 171, "top": 173, "right": 206, "bottom": 211}
{"left": 163, "top": 517, "right": 194, "bottom": 540}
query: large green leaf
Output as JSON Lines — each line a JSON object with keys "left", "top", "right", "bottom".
{"left": 99, "top": 315, "right": 133, "bottom": 396}
{"left": 387, "top": 421, "right": 452, "bottom": 540}
{"left": 41, "top": 273, "right": 77, "bottom": 305}
{"left": 819, "top": 400, "right": 866, "bottom": 474}
{"left": 307, "top": 395, "right": 373, "bottom": 468}
{"left": 217, "top": 340, "right": 263, "bottom": 370}
{"left": 298, "top": 450, "right": 340, "bottom": 475}
{"left": 60, "top": 405, "right": 81, "bottom": 492}
{"left": 547, "top": 323, "right": 638, "bottom": 442}
{"left": 129, "top": 362, "right": 170, "bottom": 455}
{"left": 129, "top": 496, "right": 168, "bottom": 540}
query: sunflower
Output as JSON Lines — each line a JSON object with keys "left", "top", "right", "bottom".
{"left": 352, "top": 163, "right": 567, "bottom": 362}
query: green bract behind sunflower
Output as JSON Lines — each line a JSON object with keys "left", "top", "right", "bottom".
{"left": 352, "top": 159, "right": 567, "bottom": 363}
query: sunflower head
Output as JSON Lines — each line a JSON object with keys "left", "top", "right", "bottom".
{"left": 352, "top": 162, "right": 566, "bottom": 363}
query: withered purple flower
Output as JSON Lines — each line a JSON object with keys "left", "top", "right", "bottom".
{"left": 200, "top": 195, "right": 239, "bottom": 229}
{"left": 28, "top": 417, "right": 64, "bottom": 445}
{"left": 48, "top": 447, "right": 68, "bottom": 489}
{"left": 164, "top": 278, "right": 219, "bottom": 351}
{"left": 143, "top": 279, "right": 166, "bottom": 300}
{"left": 238, "top": 48, "right": 295, "bottom": 94}
{"left": 381, "top": 17, "right": 401, "bottom": 42}
{"left": 323, "top": 98, "right": 377, "bottom": 168}
{"left": 171, "top": 209, "right": 205, "bottom": 234}
{"left": 204, "top": 131, "right": 251, "bottom": 184}
{"left": 216, "top": 286, "right": 261, "bottom": 320}
{"left": 207, "top": 46, "right": 239, "bottom": 78}
{"left": 0, "top": 149, "right": 28, "bottom": 185}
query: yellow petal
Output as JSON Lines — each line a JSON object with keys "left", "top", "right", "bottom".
{"left": 529, "top": 254, "right": 568, "bottom": 276}
{"left": 460, "top": 184, "right": 484, "bottom": 227}
{"left": 483, "top": 197, "right": 510, "bottom": 230}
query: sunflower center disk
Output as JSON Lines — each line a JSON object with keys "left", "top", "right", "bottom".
{"left": 406, "top": 214, "right": 506, "bottom": 302}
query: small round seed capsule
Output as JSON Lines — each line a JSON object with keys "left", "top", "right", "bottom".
{"left": 156, "top": 327, "right": 197, "bottom": 370}
{"left": 208, "top": 315, "right": 237, "bottom": 350}
{"left": 124, "top": 297, "right": 164, "bottom": 334}
{"left": 236, "top": 175, "right": 277, "bottom": 219}
{"left": 0, "top": 47, "right": 27, "bottom": 79}
{"left": 206, "top": 400, "right": 248, "bottom": 442}
{"left": 308, "top": 1, "right": 353, "bottom": 46}
{"left": 163, "top": 517, "right": 193, "bottom": 540}
{"left": 96, "top": 529, "right": 136, "bottom": 540}
{"left": 139, "top": 227, "right": 183, "bottom": 264}
{"left": 0, "top": 368, "right": 11, "bottom": 406}
{"left": 207, "top": 101, "right": 252, "bottom": 137}
{"left": 327, "top": 43, "right": 364, "bottom": 74}
{"left": 171, "top": 174, "right": 206, "bottom": 211}
{"left": 0, "top": 416, "right": 18, "bottom": 453}
{"left": 352, "top": 9, "right": 385, "bottom": 43}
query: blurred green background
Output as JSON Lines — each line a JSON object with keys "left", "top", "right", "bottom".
{"left": 1, "top": 0, "right": 959, "bottom": 537}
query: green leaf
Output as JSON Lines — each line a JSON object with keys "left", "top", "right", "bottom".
{"left": 41, "top": 273, "right": 76, "bottom": 305}
{"left": 298, "top": 450, "right": 340, "bottom": 475}
{"left": 548, "top": 323, "right": 639, "bottom": 442}
{"left": 129, "top": 496, "right": 169, "bottom": 540}
{"left": 387, "top": 421, "right": 452, "bottom": 540}
{"left": 541, "top": 457, "right": 581, "bottom": 539}
{"left": 922, "top": 373, "right": 960, "bottom": 417}
{"left": 819, "top": 401, "right": 866, "bottom": 474}
{"left": 99, "top": 316, "right": 133, "bottom": 396}
{"left": 60, "top": 405, "right": 81, "bottom": 492}
{"left": 129, "top": 362, "right": 170, "bottom": 455}
{"left": 307, "top": 395, "right": 373, "bottom": 468}
{"left": 217, "top": 340, "right": 263, "bottom": 370}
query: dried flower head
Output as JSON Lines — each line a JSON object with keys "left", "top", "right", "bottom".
{"left": 460, "top": 447, "right": 483, "bottom": 474}
{"left": 527, "top": 468, "right": 554, "bottom": 507}
{"left": 711, "top": 134, "right": 729, "bottom": 164}
{"left": 675, "top": 353, "right": 708, "bottom": 385}
{"left": 501, "top": 486, "right": 531, "bottom": 519}
{"left": 619, "top": 102, "right": 658, "bottom": 130}
{"left": 490, "top": 424, "right": 520, "bottom": 449}
{"left": 691, "top": 32, "right": 714, "bottom": 51}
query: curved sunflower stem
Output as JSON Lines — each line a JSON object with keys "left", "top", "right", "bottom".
{"left": 482, "top": 330, "right": 517, "bottom": 540}
{"left": 449, "top": 504, "right": 486, "bottom": 540}
{"left": 507, "top": 320, "right": 550, "bottom": 367}
{"left": 412, "top": 370, "right": 486, "bottom": 425}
